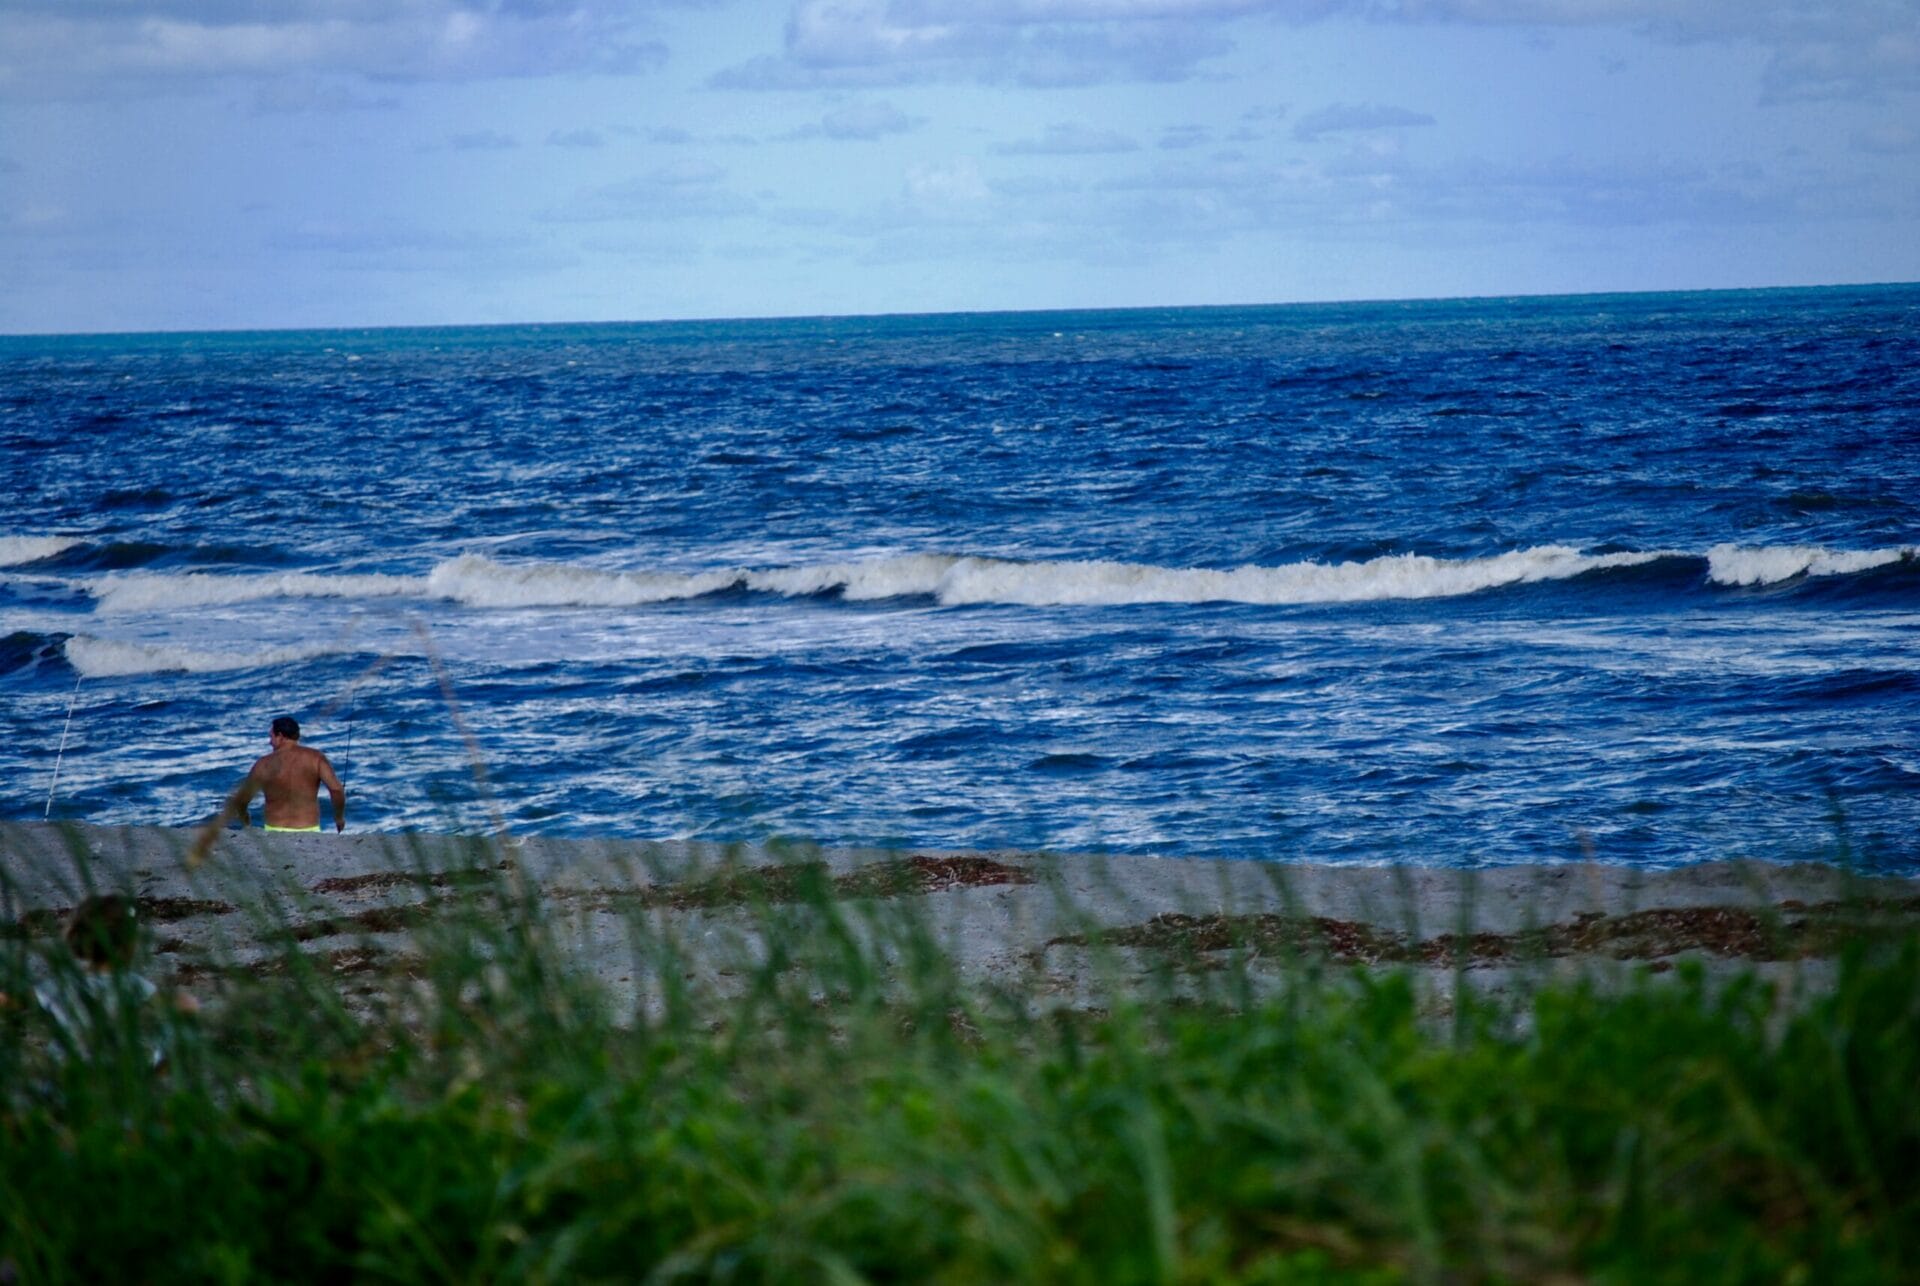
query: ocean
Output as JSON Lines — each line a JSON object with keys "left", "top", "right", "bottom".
{"left": 3, "top": 286, "right": 1917, "bottom": 869}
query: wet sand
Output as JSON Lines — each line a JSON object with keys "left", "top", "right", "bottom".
{"left": 7, "top": 820, "right": 1918, "bottom": 1010}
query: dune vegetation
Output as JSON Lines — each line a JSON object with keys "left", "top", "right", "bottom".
{"left": 3, "top": 833, "right": 1917, "bottom": 1285}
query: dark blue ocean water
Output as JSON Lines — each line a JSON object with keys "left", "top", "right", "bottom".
{"left": 3, "top": 287, "right": 1917, "bottom": 868}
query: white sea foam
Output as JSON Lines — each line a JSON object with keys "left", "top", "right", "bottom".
{"left": 1706, "top": 543, "right": 1912, "bottom": 586}
{"left": 66, "top": 543, "right": 1907, "bottom": 618}
{"left": 64, "top": 635, "right": 349, "bottom": 677}
{"left": 425, "top": 553, "right": 741, "bottom": 607}
{"left": 0, "top": 535, "right": 82, "bottom": 566}
{"left": 924, "top": 547, "right": 1678, "bottom": 607}
{"left": 426, "top": 546, "right": 1673, "bottom": 609}
{"left": 746, "top": 554, "right": 963, "bottom": 600}
{"left": 91, "top": 570, "right": 423, "bottom": 613}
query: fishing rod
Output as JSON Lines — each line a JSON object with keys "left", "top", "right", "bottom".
{"left": 321, "top": 616, "right": 373, "bottom": 779}
{"left": 330, "top": 648, "right": 399, "bottom": 785}
{"left": 44, "top": 673, "right": 82, "bottom": 820}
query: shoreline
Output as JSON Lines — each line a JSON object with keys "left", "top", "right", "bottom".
{"left": 7, "top": 820, "right": 1919, "bottom": 1008}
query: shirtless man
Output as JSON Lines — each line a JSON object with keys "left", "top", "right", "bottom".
{"left": 223, "top": 715, "right": 347, "bottom": 834}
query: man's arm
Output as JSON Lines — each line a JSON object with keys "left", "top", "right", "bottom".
{"left": 319, "top": 753, "right": 346, "bottom": 833}
{"left": 188, "top": 764, "right": 265, "bottom": 868}
{"left": 220, "top": 765, "right": 266, "bottom": 829}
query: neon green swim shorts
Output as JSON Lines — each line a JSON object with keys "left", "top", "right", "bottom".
{"left": 263, "top": 824, "right": 322, "bottom": 834}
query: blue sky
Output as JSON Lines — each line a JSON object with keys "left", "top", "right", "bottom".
{"left": 2, "top": 0, "right": 1916, "bottom": 333}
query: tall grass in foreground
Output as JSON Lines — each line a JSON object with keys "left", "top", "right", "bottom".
{"left": 2, "top": 836, "right": 1917, "bottom": 1285}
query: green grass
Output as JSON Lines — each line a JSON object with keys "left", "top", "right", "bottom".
{"left": 2, "top": 839, "right": 1917, "bottom": 1284}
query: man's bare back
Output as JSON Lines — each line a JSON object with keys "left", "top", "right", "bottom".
{"left": 249, "top": 743, "right": 345, "bottom": 830}
{"left": 224, "top": 716, "right": 346, "bottom": 833}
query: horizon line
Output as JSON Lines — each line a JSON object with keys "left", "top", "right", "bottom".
{"left": 4, "top": 278, "right": 1915, "bottom": 343}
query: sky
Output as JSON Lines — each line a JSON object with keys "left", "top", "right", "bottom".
{"left": 1, "top": 1, "right": 1916, "bottom": 334}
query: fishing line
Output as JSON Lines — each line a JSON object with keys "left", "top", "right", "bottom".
{"left": 44, "top": 673, "right": 82, "bottom": 820}
{"left": 314, "top": 615, "right": 372, "bottom": 776}
{"left": 324, "top": 650, "right": 399, "bottom": 773}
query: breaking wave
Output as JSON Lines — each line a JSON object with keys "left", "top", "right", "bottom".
{"left": 0, "top": 535, "right": 83, "bottom": 567}
{"left": 62, "top": 635, "right": 353, "bottom": 678}
{"left": 92, "top": 570, "right": 421, "bottom": 614}
{"left": 424, "top": 546, "right": 1678, "bottom": 608}
{"left": 1706, "top": 543, "right": 1915, "bottom": 587}
{"left": 424, "top": 554, "right": 737, "bottom": 608}
{"left": 890, "top": 547, "right": 1675, "bottom": 606}
{"left": 64, "top": 542, "right": 1918, "bottom": 616}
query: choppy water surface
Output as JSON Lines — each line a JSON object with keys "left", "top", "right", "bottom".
{"left": 4, "top": 287, "right": 1917, "bottom": 868}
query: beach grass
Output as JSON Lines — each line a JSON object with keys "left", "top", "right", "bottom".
{"left": 2, "top": 834, "right": 1917, "bottom": 1284}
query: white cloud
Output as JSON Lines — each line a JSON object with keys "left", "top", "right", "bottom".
{"left": 262, "top": 221, "right": 561, "bottom": 275}
{"left": 891, "top": 2, "right": 1271, "bottom": 18}
{"left": 994, "top": 123, "right": 1141, "bottom": 154}
{"left": 247, "top": 74, "right": 400, "bottom": 115}
{"left": 786, "top": 99, "right": 926, "bottom": 139}
{"left": 704, "top": 0, "right": 1920, "bottom": 101}
{"left": 1080, "top": 147, "right": 1813, "bottom": 242}
{"left": 712, "top": 0, "right": 1237, "bottom": 87}
{"left": 1293, "top": 103, "right": 1436, "bottom": 142}
{"left": 905, "top": 157, "right": 991, "bottom": 208}
{"left": 0, "top": 1, "right": 669, "bottom": 100}
{"left": 827, "top": 98, "right": 924, "bottom": 137}
{"left": 6, "top": 0, "right": 1913, "bottom": 105}
{"left": 1757, "top": 14, "right": 1920, "bottom": 103}
{"left": 1158, "top": 124, "right": 1212, "bottom": 150}
{"left": 1361, "top": 0, "right": 1920, "bottom": 103}
{"left": 1391, "top": 154, "right": 1809, "bottom": 228}
{"left": 3, "top": 203, "right": 72, "bottom": 231}
{"left": 787, "top": 0, "right": 994, "bottom": 67}
{"left": 991, "top": 173, "right": 1087, "bottom": 196}
{"left": 547, "top": 161, "right": 759, "bottom": 222}
{"left": 640, "top": 125, "right": 759, "bottom": 147}
{"left": 445, "top": 129, "right": 519, "bottom": 151}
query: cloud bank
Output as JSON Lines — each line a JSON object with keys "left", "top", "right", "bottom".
{"left": 785, "top": 99, "right": 926, "bottom": 140}
{"left": 1292, "top": 103, "right": 1435, "bottom": 141}
{"left": 701, "top": 0, "right": 1918, "bottom": 102}
{"left": 7, "top": 0, "right": 1911, "bottom": 105}
{"left": 0, "top": 0, "right": 670, "bottom": 100}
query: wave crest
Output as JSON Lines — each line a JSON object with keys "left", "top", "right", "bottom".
{"left": 926, "top": 547, "right": 1673, "bottom": 607}
{"left": 1706, "top": 543, "right": 1913, "bottom": 587}
{"left": 746, "top": 554, "right": 963, "bottom": 600}
{"left": 62, "top": 542, "right": 1914, "bottom": 616}
{"left": 428, "top": 546, "right": 1672, "bottom": 608}
{"left": 64, "top": 635, "right": 350, "bottom": 677}
{"left": 0, "top": 535, "right": 83, "bottom": 567}
{"left": 93, "top": 570, "right": 422, "bottom": 613}
{"left": 425, "top": 553, "right": 739, "bottom": 608}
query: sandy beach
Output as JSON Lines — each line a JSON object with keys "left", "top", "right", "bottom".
{"left": 7, "top": 819, "right": 1917, "bottom": 1015}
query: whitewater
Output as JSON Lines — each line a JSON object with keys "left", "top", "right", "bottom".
{"left": 19, "top": 542, "right": 1915, "bottom": 624}
{"left": 4, "top": 288, "right": 1917, "bottom": 868}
